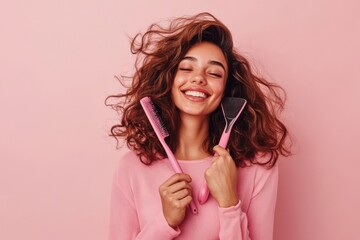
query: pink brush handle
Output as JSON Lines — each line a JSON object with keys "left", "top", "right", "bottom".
{"left": 217, "top": 132, "right": 231, "bottom": 150}
{"left": 198, "top": 131, "right": 231, "bottom": 205}
{"left": 161, "top": 141, "right": 198, "bottom": 214}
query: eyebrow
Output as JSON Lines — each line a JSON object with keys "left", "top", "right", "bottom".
{"left": 181, "top": 56, "right": 227, "bottom": 72}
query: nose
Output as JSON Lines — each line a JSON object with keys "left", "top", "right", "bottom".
{"left": 191, "top": 72, "right": 206, "bottom": 85}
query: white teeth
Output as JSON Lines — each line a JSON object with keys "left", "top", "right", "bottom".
{"left": 184, "top": 90, "right": 207, "bottom": 98}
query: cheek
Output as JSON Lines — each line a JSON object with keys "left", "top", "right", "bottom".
{"left": 170, "top": 85, "right": 176, "bottom": 102}
{"left": 212, "top": 80, "right": 227, "bottom": 95}
{"left": 172, "top": 74, "right": 181, "bottom": 89}
{"left": 170, "top": 77, "right": 181, "bottom": 102}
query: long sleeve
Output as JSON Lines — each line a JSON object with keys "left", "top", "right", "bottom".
{"left": 108, "top": 170, "right": 139, "bottom": 239}
{"left": 108, "top": 158, "right": 181, "bottom": 240}
{"left": 217, "top": 164, "right": 279, "bottom": 240}
{"left": 247, "top": 164, "right": 278, "bottom": 240}
{"left": 218, "top": 201, "right": 250, "bottom": 239}
{"left": 108, "top": 151, "right": 279, "bottom": 239}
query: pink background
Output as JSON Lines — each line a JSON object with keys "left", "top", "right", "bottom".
{"left": 1, "top": 0, "right": 359, "bottom": 239}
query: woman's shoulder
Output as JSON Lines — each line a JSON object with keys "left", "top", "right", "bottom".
{"left": 112, "top": 149, "right": 152, "bottom": 189}
{"left": 240, "top": 153, "right": 279, "bottom": 185}
{"left": 242, "top": 153, "right": 278, "bottom": 169}
{"left": 115, "top": 149, "right": 169, "bottom": 175}
{"left": 116, "top": 149, "right": 144, "bottom": 172}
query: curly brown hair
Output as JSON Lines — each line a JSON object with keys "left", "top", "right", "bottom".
{"left": 106, "top": 12, "right": 291, "bottom": 167}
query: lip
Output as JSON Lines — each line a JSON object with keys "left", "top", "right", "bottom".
{"left": 181, "top": 87, "right": 210, "bottom": 97}
{"left": 180, "top": 87, "right": 211, "bottom": 102}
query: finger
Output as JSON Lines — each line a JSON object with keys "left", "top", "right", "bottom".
{"left": 177, "top": 195, "right": 193, "bottom": 208}
{"left": 167, "top": 196, "right": 192, "bottom": 210}
{"left": 213, "top": 145, "right": 229, "bottom": 156}
{"left": 162, "top": 173, "right": 192, "bottom": 187}
{"left": 173, "top": 188, "right": 192, "bottom": 200}
{"left": 167, "top": 180, "right": 192, "bottom": 194}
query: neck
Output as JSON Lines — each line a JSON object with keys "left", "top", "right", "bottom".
{"left": 174, "top": 114, "right": 211, "bottom": 160}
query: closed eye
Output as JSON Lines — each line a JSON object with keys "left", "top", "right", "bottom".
{"left": 209, "top": 72, "right": 222, "bottom": 78}
{"left": 179, "top": 68, "right": 192, "bottom": 71}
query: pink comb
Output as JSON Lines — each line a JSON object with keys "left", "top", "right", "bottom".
{"left": 140, "top": 96, "right": 198, "bottom": 214}
{"left": 198, "top": 97, "right": 247, "bottom": 205}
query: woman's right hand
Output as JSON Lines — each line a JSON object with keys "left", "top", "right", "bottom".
{"left": 159, "top": 173, "right": 193, "bottom": 228}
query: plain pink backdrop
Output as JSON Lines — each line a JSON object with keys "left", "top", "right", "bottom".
{"left": 1, "top": 0, "right": 359, "bottom": 239}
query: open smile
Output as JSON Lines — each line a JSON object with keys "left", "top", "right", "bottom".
{"left": 184, "top": 90, "right": 207, "bottom": 98}
{"left": 181, "top": 88, "right": 210, "bottom": 99}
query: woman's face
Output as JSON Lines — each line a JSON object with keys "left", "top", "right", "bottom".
{"left": 171, "top": 42, "right": 228, "bottom": 118}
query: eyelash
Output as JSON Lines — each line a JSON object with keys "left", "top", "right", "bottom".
{"left": 179, "top": 67, "right": 222, "bottom": 78}
{"left": 209, "top": 73, "right": 222, "bottom": 78}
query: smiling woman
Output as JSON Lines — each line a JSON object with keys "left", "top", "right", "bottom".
{"left": 171, "top": 42, "right": 227, "bottom": 119}
{"left": 106, "top": 12, "right": 291, "bottom": 240}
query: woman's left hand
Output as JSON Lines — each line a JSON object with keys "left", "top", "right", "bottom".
{"left": 205, "top": 145, "right": 239, "bottom": 208}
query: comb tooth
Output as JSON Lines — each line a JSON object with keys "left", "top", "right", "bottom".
{"left": 152, "top": 113, "right": 169, "bottom": 137}
{"left": 140, "top": 97, "right": 169, "bottom": 138}
{"left": 221, "top": 97, "right": 247, "bottom": 118}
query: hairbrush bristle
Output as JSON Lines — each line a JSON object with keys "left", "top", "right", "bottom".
{"left": 140, "top": 97, "right": 169, "bottom": 138}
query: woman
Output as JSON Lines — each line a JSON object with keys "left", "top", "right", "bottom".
{"left": 107, "top": 12, "right": 290, "bottom": 240}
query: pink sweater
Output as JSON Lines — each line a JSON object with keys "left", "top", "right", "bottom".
{"left": 109, "top": 150, "right": 278, "bottom": 240}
